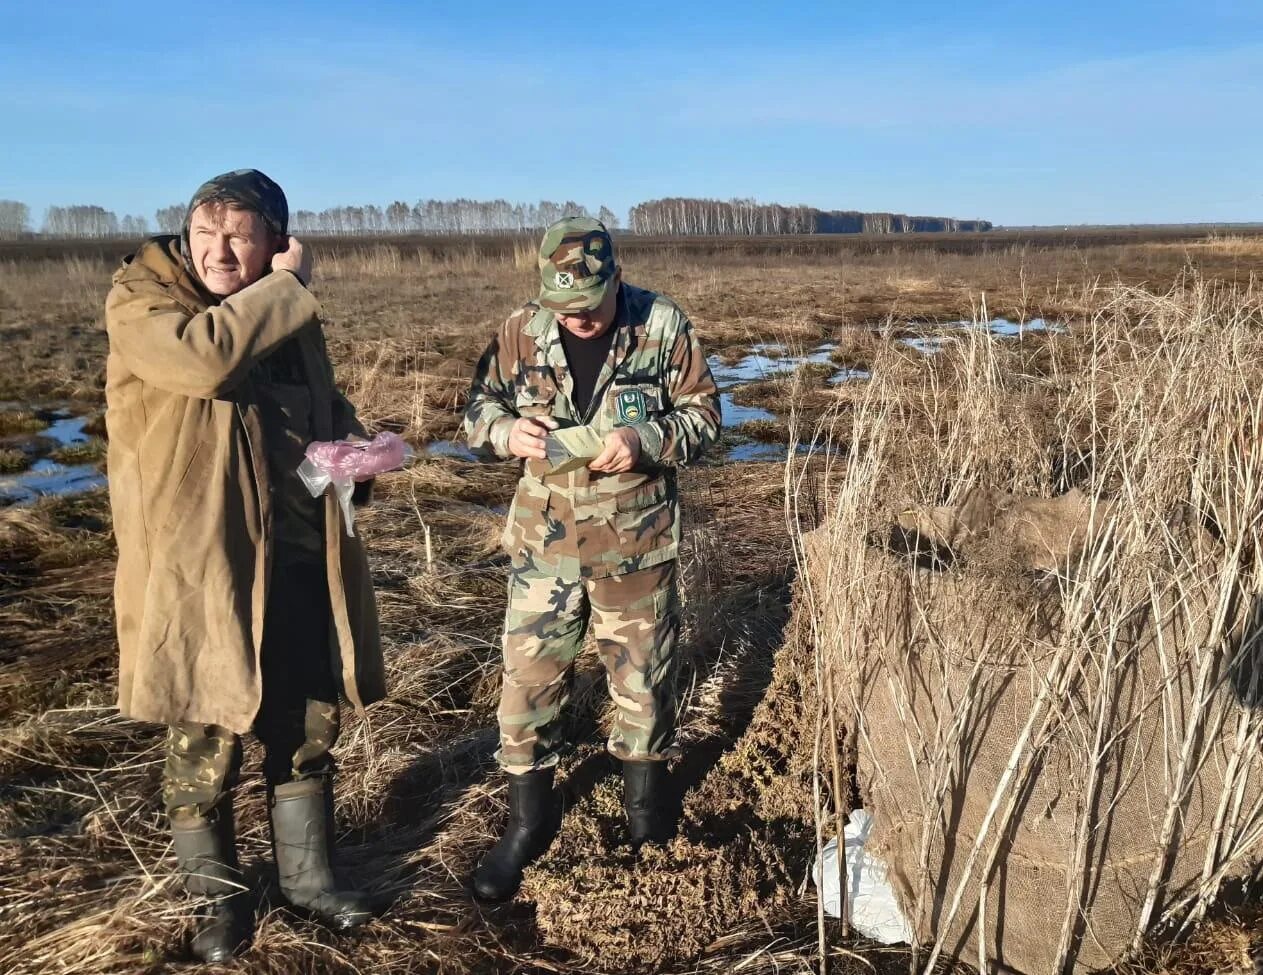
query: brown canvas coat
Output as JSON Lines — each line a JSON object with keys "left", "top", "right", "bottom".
{"left": 104, "top": 236, "right": 383, "bottom": 734}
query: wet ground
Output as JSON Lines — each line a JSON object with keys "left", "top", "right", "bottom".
{"left": 896, "top": 316, "right": 1060, "bottom": 354}
{"left": 0, "top": 405, "right": 107, "bottom": 505}
{"left": 422, "top": 317, "right": 1059, "bottom": 465}
{"left": 0, "top": 317, "right": 1060, "bottom": 499}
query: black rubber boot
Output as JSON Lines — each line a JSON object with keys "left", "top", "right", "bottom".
{"left": 472, "top": 768, "right": 560, "bottom": 902}
{"left": 623, "top": 760, "right": 674, "bottom": 849}
{"left": 269, "top": 777, "right": 373, "bottom": 931}
{"left": 171, "top": 798, "right": 249, "bottom": 963}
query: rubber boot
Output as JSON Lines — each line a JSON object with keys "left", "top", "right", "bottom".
{"left": 623, "top": 760, "right": 674, "bottom": 849}
{"left": 171, "top": 797, "right": 249, "bottom": 962}
{"left": 269, "top": 777, "right": 373, "bottom": 931}
{"left": 472, "top": 768, "right": 560, "bottom": 902}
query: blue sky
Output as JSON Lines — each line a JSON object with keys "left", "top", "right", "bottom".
{"left": 3, "top": 1, "right": 1261, "bottom": 227}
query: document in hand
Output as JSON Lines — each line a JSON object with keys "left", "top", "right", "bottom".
{"left": 543, "top": 425, "right": 606, "bottom": 475}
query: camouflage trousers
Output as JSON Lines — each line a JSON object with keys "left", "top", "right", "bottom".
{"left": 163, "top": 558, "right": 340, "bottom": 818}
{"left": 496, "top": 558, "right": 680, "bottom": 773}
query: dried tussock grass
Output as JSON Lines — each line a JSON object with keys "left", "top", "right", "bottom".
{"left": 1153, "top": 234, "right": 1263, "bottom": 257}
{"left": 0, "top": 447, "right": 30, "bottom": 473}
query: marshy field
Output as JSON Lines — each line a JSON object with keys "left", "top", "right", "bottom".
{"left": 2, "top": 229, "right": 1263, "bottom": 974}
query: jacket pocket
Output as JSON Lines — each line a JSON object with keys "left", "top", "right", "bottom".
{"left": 613, "top": 477, "right": 669, "bottom": 512}
{"left": 610, "top": 479, "right": 673, "bottom": 554}
{"left": 514, "top": 376, "right": 557, "bottom": 419}
{"left": 158, "top": 441, "right": 212, "bottom": 537}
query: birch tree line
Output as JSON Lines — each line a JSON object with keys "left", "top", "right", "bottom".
{"left": 42, "top": 206, "right": 152, "bottom": 238}
{"left": 0, "top": 203, "right": 154, "bottom": 239}
{"left": 288, "top": 200, "right": 621, "bottom": 235}
{"left": 4, "top": 198, "right": 621, "bottom": 238}
{"left": 3, "top": 195, "right": 992, "bottom": 239}
{"left": 629, "top": 197, "right": 992, "bottom": 234}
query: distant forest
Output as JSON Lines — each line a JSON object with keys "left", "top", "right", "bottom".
{"left": 0, "top": 196, "right": 991, "bottom": 239}
{"left": 630, "top": 198, "right": 991, "bottom": 235}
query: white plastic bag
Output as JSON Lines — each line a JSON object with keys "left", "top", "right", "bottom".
{"left": 812, "top": 809, "right": 914, "bottom": 945}
{"left": 297, "top": 432, "right": 411, "bottom": 537}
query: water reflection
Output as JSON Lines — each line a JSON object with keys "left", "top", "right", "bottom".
{"left": 0, "top": 407, "right": 106, "bottom": 505}
{"left": 898, "top": 317, "right": 1063, "bottom": 354}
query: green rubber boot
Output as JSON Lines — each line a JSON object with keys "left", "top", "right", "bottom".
{"left": 269, "top": 777, "right": 373, "bottom": 931}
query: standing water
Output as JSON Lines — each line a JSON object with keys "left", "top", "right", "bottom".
{"left": 0, "top": 408, "right": 108, "bottom": 505}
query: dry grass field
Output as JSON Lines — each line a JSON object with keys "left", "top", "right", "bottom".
{"left": 1, "top": 230, "right": 1262, "bottom": 974}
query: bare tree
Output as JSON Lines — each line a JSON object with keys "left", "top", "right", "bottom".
{"left": 0, "top": 200, "right": 31, "bottom": 238}
{"left": 121, "top": 214, "right": 151, "bottom": 238}
{"left": 597, "top": 206, "right": 620, "bottom": 231}
{"left": 155, "top": 205, "right": 184, "bottom": 234}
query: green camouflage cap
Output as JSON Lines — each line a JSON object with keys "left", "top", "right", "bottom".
{"left": 537, "top": 216, "right": 617, "bottom": 313}
{"left": 179, "top": 168, "right": 289, "bottom": 273}
{"left": 184, "top": 168, "right": 288, "bottom": 236}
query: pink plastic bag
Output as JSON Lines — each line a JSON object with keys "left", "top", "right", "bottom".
{"left": 303, "top": 432, "right": 408, "bottom": 481}
{"left": 297, "top": 432, "right": 410, "bottom": 536}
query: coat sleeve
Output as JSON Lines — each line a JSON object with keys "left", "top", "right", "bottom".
{"left": 463, "top": 311, "right": 527, "bottom": 461}
{"left": 631, "top": 308, "right": 722, "bottom": 466}
{"left": 105, "top": 270, "right": 321, "bottom": 400}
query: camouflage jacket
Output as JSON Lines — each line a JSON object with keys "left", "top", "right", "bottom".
{"left": 465, "top": 283, "right": 721, "bottom": 580}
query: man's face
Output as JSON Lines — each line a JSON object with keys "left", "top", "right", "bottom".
{"left": 555, "top": 271, "right": 621, "bottom": 340}
{"left": 188, "top": 203, "right": 276, "bottom": 297}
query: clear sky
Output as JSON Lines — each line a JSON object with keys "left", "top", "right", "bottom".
{"left": 2, "top": 1, "right": 1260, "bottom": 227}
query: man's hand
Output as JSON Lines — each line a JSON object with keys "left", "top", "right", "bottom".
{"left": 508, "top": 416, "right": 558, "bottom": 460}
{"left": 272, "top": 236, "right": 313, "bottom": 285}
{"left": 589, "top": 427, "right": 641, "bottom": 474}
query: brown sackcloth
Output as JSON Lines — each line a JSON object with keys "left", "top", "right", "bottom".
{"left": 808, "top": 488, "right": 1263, "bottom": 974}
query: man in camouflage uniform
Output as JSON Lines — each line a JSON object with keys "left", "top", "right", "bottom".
{"left": 104, "top": 170, "right": 381, "bottom": 961}
{"left": 464, "top": 216, "right": 720, "bottom": 900}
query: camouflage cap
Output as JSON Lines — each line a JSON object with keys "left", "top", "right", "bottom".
{"left": 184, "top": 168, "right": 289, "bottom": 236}
{"left": 537, "top": 216, "right": 617, "bottom": 313}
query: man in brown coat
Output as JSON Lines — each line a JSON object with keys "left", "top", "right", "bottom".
{"left": 104, "top": 170, "right": 385, "bottom": 961}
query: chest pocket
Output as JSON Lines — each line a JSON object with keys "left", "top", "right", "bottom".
{"left": 608, "top": 384, "right": 665, "bottom": 427}
{"left": 514, "top": 372, "right": 557, "bottom": 418}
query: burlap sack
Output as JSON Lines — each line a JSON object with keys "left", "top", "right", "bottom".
{"left": 809, "top": 490, "right": 1263, "bottom": 974}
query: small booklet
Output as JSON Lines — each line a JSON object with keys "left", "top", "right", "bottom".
{"left": 543, "top": 425, "right": 606, "bottom": 476}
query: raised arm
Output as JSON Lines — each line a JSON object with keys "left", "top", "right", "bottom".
{"left": 106, "top": 270, "right": 319, "bottom": 400}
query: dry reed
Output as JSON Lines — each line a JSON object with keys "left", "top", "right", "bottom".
{"left": 792, "top": 275, "right": 1263, "bottom": 973}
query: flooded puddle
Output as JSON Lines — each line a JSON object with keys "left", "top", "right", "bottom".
{"left": 0, "top": 461, "right": 108, "bottom": 505}
{"left": 424, "top": 439, "right": 477, "bottom": 461}
{"left": 720, "top": 393, "right": 775, "bottom": 425}
{"left": 42, "top": 414, "right": 92, "bottom": 446}
{"left": 898, "top": 317, "right": 1062, "bottom": 354}
{"left": 829, "top": 366, "right": 872, "bottom": 384}
{"left": 0, "top": 407, "right": 107, "bottom": 505}
{"left": 708, "top": 342, "right": 851, "bottom": 391}
{"left": 422, "top": 320, "right": 1061, "bottom": 468}
{"left": 726, "top": 441, "right": 797, "bottom": 462}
